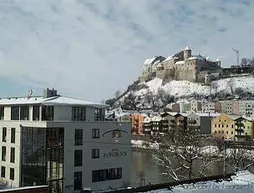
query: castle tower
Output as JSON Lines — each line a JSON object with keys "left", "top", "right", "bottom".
{"left": 215, "top": 58, "right": 221, "bottom": 67}
{"left": 183, "top": 46, "right": 191, "bottom": 60}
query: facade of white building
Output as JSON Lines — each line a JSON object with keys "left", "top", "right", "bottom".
{"left": 0, "top": 89, "right": 131, "bottom": 193}
{"left": 202, "top": 102, "right": 215, "bottom": 113}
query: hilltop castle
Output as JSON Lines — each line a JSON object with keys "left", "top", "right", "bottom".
{"left": 138, "top": 46, "right": 222, "bottom": 84}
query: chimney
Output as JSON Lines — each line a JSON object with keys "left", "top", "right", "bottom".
{"left": 43, "top": 88, "right": 58, "bottom": 98}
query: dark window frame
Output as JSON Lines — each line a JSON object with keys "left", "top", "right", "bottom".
{"left": 92, "top": 129, "right": 100, "bottom": 139}
{"left": 1, "top": 166, "right": 5, "bottom": 178}
{"left": 74, "top": 171, "right": 82, "bottom": 190}
{"left": 75, "top": 129, "right": 83, "bottom": 146}
{"left": 11, "top": 106, "right": 19, "bottom": 120}
{"left": 0, "top": 106, "right": 4, "bottom": 120}
{"left": 10, "top": 147, "right": 15, "bottom": 163}
{"left": 94, "top": 108, "right": 105, "bottom": 121}
{"left": 72, "top": 107, "right": 86, "bottom": 121}
{"left": 74, "top": 150, "right": 82, "bottom": 167}
{"left": 2, "top": 127, "right": 7, "bottom": 142}
{"left": 92, "top": 168, "right": 122, "bottom": 182}
{"left": 10, "top": 168, "right": 14, "bottom": 180}
{"left": 2, "top": 146, "right": 6, "bottom": 161}
{"left": 42, "top": 106, "right": 54, "bottom": 121}
{"left": 20, "top": 106, "right": 29, "bottom": 120}
{"left": 11, "top": 128, "right": 15, "bottom": 143}
{"left": 32, "top": 106, "right": 40, "bottom": 121}
{"left": 92, "top": 149, "right": 100, "bottom": 159}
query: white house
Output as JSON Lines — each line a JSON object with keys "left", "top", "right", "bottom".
{"left": 0, "top": 88, "right": 131, "bottom": 193}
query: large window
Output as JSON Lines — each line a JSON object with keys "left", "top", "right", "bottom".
{"left": 11, "top": 106, "right": 19, "bottom": 120}
{"left": 92, "top": 168, "right": 122, "bottom": 182}
{"left": 0, "top": 106, "right": 4, "bottom": 120}
{"left": 74, "top": 172, "right": 82, "bottom": 190}
{"left": 1, "top": 166, "right": 5, "bottom": 178}
{"left": 10, "top": 168, "right": 14, "bottom": 180}
{"left": 2, "top": 127, "right": 6, "bottom": 142}
{"left": 94, "top": 108, "right": 105, "bottom": 121}
{"left": 72, "top": 107, "right": 86, "bottom": 121}
{"left": 11, "top": 128, "right": 15, "bottom": 143}
{"left": 2, "top": 146, "right": 6, "bottom": 161}
{"left": 92, "top": 149, "right": 100, "bottom": 159}
{"left": 10, "top": 147, "right": 15, "bottom": 163}
{"left": 33, "top": 106, "right": 40, "bottom": 121}
{"left": 75, "top": 129, "right": 83, "bottom": 146}
{"left": 74, "top": 150, "right": 82, "bottom": 167}
{"left": 92, "top": 129, "right": 100, "bottom": 139}
{"left": 20, "top": 106, "right": 29, "bottom": 120}
{"left": 42, "top": 106, "right": 54, "bottom": 121}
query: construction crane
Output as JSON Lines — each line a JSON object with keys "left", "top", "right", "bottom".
{"left": 232, "top": 48, "right": 239, "bottom": 66}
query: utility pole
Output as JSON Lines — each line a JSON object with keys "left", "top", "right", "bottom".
{"left": 232, "top": 48, "right": 239, "bottom": 66}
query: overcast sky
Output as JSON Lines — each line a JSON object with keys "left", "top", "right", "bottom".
{"left": 0, "top": 0, "right": 254, "bottom": 102}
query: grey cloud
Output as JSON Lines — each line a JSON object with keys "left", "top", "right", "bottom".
{"left": 0, "top": 0, "right": 254, "bottom": 101}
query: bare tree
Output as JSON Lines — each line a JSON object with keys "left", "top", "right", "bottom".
{"left": 137, "top": 171, "right": 146, "bottom": 186}
{"left": 152, "top": 129, "right": 218, "bottom": 181}
{"left": 144, "top": 90, "right": 160, "bottom": 111}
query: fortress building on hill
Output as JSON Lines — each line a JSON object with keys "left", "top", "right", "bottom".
{"left": 138, "top": 46, "right": 222, "bottom": 83}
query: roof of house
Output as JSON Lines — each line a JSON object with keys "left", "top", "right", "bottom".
{"left": 0, "top": 96, "right": 108, "bottom": 108}
{"left": 189, "top": 112, "right": 221, "bottom": 117}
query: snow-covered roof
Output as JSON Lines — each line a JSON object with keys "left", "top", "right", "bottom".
{"left": 216, "top": 58, "right": 221, "bottom": 62}
{"left": 163, "top": 55, "right": 173, "bottom": 62}
{"left": 175, "top": 61, "right": 185, "bottom": 65}
{"left": 225, "top": 114, "right": 241, "bottom": 120}
{"left": 184, "top": 46, "right": 191, "bottom": 51}
{"left": 144, "top": 57, "right": 157, "bottom": 65}
{"left": 192, "top": 112, "right": 221, "bottom": 117}
{"left": 0, "top": 96, "right": 108, "bottom": 108}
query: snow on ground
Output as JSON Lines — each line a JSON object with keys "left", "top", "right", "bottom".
{"left": 135, "top": 76, "right": 254, "bottom": 98}
{"left": 143, "top": 170, "right": 254, "bottom": 193}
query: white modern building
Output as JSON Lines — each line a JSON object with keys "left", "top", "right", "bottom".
{"left": 0, "top": 89, "right": 131, "bottom": 193}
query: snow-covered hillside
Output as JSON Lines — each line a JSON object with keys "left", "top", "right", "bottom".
{"left": 136, "top": 76, "right": 254, "bottom": 97}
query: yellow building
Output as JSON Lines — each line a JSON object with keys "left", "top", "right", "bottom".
{"left": 211, "top": 114, "right": 240, "bottom": 140}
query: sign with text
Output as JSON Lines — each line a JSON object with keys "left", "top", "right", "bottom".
{"left": 103, "top": 149, "right": 127, "bottom": 158}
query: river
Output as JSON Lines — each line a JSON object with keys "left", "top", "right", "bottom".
{"left": 131, "top": 150, "right": 254, "bottom": 188}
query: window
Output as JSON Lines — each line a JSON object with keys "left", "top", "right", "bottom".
{"left": 20, "top": 106, "right": 29, "bottom": 120}
{"left": 10, "top": 147, "right": 15, "bottom": 163}
{"left": 2, "top": 146, "right": 6, "bottom": 161}
{"left": 214, "top": 131, "right": 217, "bottom": 134}
{"left": 0, "top": 107, "right": 4, "bottom": 120}
{"left": 92, "top": 129, "right": 100, "bottom": 139}
{"left": 94, "top": 108, "right": 105, "bottom": 121}
{"left": 74, "top": 150, "right": 82, "bottom": 167}
{"left": 226, "top": 131, "right": 229, "bottom": 134}
{"left": 33, "top": 106, "right": 40, "bottom": 121}
{"left": 10, "top": 168, "right": 14, "bottom": 180}
{"left": 92, "top": 168, "right": 122, "bottom": 182}
{"left": 74, "top": 172, "right": 82, "bottom": 190}
{"left": 11, "top": 106, "right": 19, "bottom": 120}
{"left": 1, "top": 166, "right": 5, "bottom": 178}
{"left": 42, "top": 106, "right": 54, "bottom": 121}
{"left": 75, "top": 129, "right": 83, "bottom": 146}
{"left": 92, "top": 149, "right": 100, "bottom": 159}
{"left": 232, "top": 124, "right": 234, "bottom": 128}
{"left": 72, "top": 107, "right": 86, "bottom": 121}
{"left": 215, "top": 124, "right": 217, "bottom": 127}
{"left": 2, "top": 127, "right": 6, "bottom": 142}
{"left": 11, "top": 128, "right": 15, "bottom": 143}
{"left": 231, "top": 131, "right": 234, "bottom": 134}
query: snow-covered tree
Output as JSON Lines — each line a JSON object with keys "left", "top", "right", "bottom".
{"left": 152, "top": 129, "right": 218, "bottom": 181}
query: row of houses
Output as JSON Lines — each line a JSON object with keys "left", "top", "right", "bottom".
{"left": 106, "top": 109, "right": 254, "bottom": 141}
{"left": 167, "top": 100, "right": 254, "bottom": 116}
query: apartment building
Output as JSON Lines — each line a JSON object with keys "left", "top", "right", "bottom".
{"left": 187, "top": 113, "right": 220, "bottom": 135}
{"left": 201, "top": 102, "right": 215, "bottom": 113}
{"left": 0, "top": 89, "right": 131, "bottom": 193}
{"left": 130, "top": 113, "right": 144, "bottom": 135}
{"left": 211, "top": 114, "right": 240, "bottom": 140}
{"left": 190, "top": 100, "right": 202, "bottom": 113}
{"left": 220, "top": 101, "right": 234, "bottom": 114}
